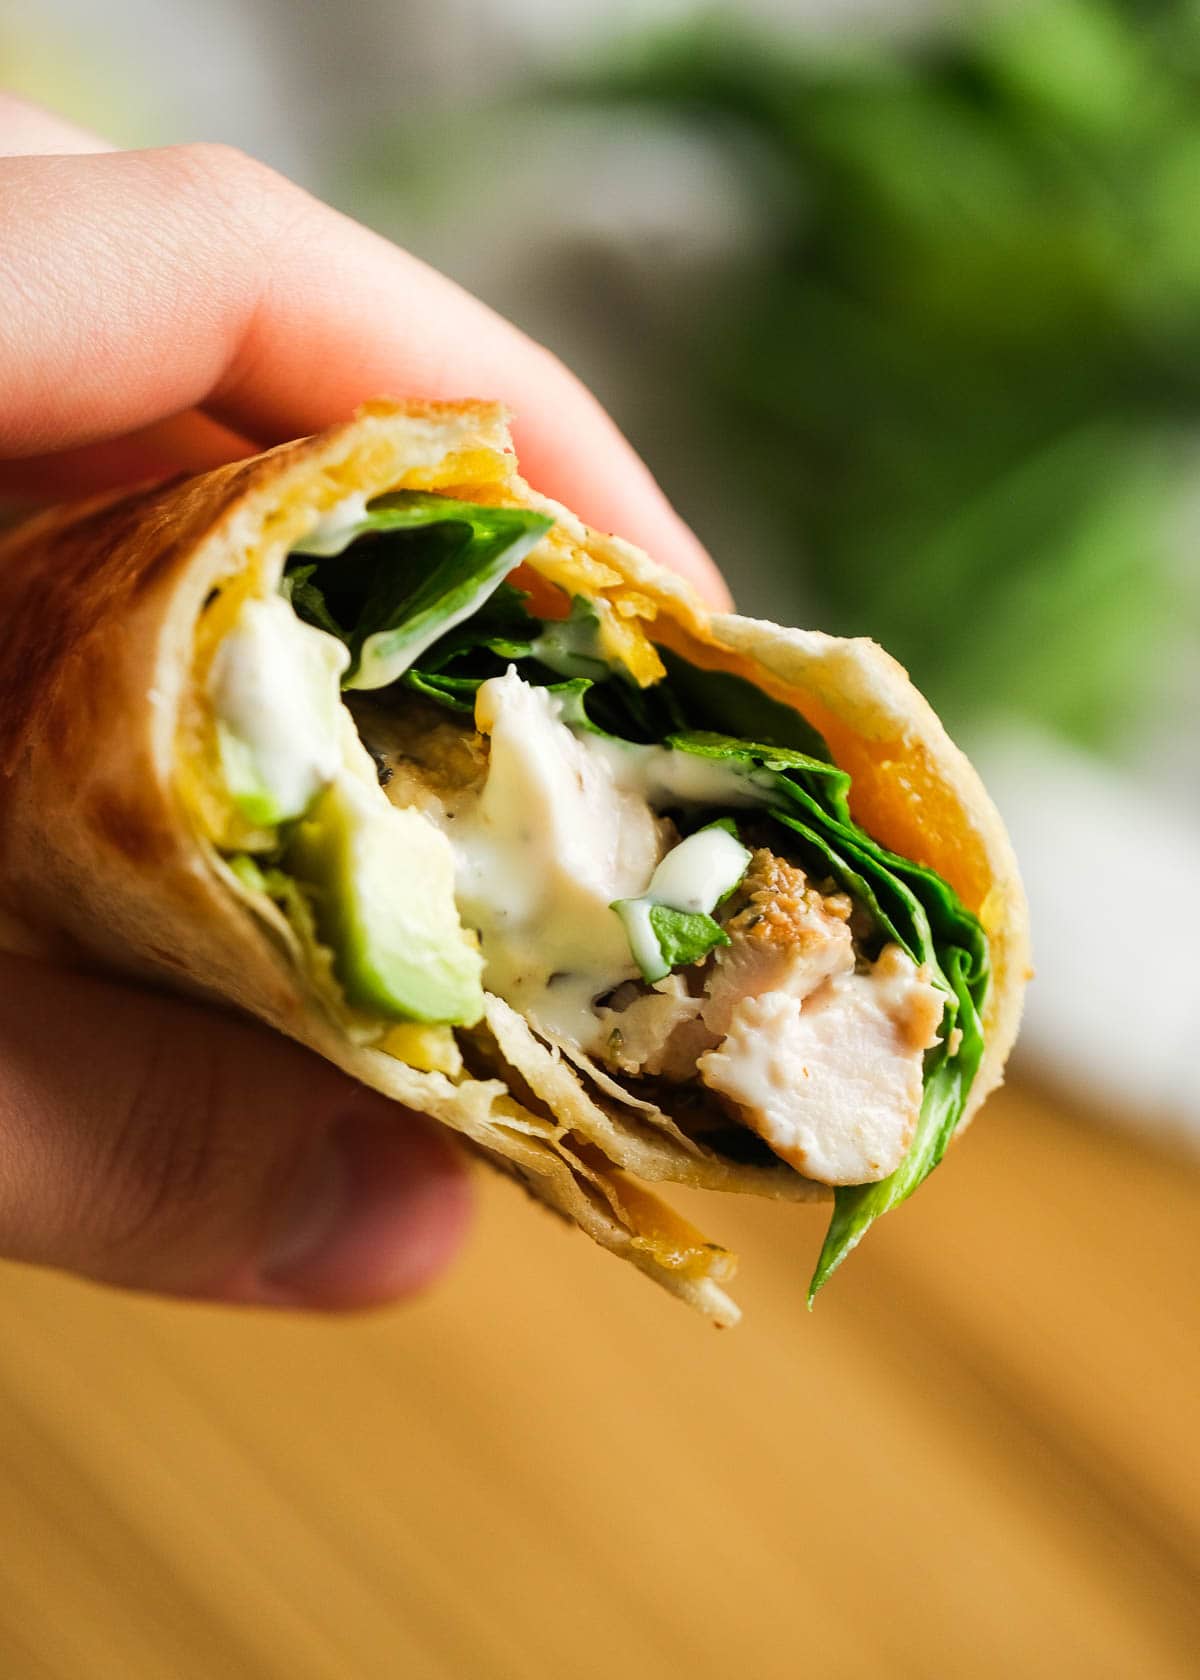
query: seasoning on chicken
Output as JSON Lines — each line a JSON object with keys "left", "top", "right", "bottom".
{"left": 348, "top": 693, "right": 489, "bottom": 823}
{"left": 701, "top": 850, "right": 856, "bottom": 1038}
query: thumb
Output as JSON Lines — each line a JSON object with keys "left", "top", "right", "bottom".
{"left": 0, "top": 954, "right": 473, "bottom": 1308}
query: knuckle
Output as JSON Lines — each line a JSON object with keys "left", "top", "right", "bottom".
{"left": 152, "top": 142, "right": 299, "bottom": 234}
{"left": 149, "top": 140, "right": 318, "bottom": 269}
{"left": 156, "top": 139, "right": 275, "bottom": 195}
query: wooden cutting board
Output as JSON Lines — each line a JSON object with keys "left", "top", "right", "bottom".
{"left": 0, "top": 1081, "right": 1195, "bottom": 1679}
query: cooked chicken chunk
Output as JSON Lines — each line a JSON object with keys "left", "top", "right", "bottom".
{"left": 348, "top": 693, "right": 488, "bottom": 822}
{"left": 701, "top": 849, "right": 855, "bottom": 1038}
{"left": 697, "top": 945, "right": 946, "bottom": 1184}
{"left": 595, "top": 848, "right": 859, "bottom": 1084}
{"left": 596, "top": 975, "right": 712, "bottom": 1082}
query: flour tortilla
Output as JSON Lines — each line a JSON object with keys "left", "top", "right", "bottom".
{"left": 0, "top": 400, "right": 1028, "bottom": 1324}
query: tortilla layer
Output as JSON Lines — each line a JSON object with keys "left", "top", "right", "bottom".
{"left": 0, "top": 400, "right": 1028, "bottom": 1323}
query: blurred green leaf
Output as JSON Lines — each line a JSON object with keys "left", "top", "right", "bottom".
{"left": 555, "top": 0, "right": 1200, "bottom": 747}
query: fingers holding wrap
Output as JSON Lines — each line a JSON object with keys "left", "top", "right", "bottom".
{"left": 0, "top": 118, "right": 728, "bottom": 606}
{"left": 0, "top": 956, "right": 473, "bottom": 1309}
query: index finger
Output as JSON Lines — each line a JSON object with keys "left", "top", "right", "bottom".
{"left": 0, "top": 138, "right": 729, "bottom": 607}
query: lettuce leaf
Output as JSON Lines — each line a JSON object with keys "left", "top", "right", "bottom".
{"left": 282, "top": 564, "right": 345, "bottom": 640}
{"left": 659, "top": 648, "right": 832, "bottom": 761}
{"left": 404, "top": 589, "right": 684, "bottom": 740}
{"left": 529, "top": 594, "right": 614, "bottom": 681}
{"left": 406, "top": 580, "right": 539, "bottom": 670}
{"left": 286, "top": 493, "right": 553, "bottom": 689}
{"left": 809, "top": 943, "right": 985, "bottom": 1300}
{"left": 648, "top": 905, "right": 730, "bottom": 969}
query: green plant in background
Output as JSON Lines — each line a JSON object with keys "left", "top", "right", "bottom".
{"left": 561, "top": 0, "right": 1200, "bottom": 747}
{"left": 0, "top": 17, "right": 159, "bottom": 149}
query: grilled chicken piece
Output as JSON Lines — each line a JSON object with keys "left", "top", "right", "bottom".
{"left": 596, "top": 976, "right": 712, "bottom": 1082}
{"left": 595, "top": 849, "right": 858, "bottom": 1083}
{"left": 348, "top": 693, "right": 488, "bottom": 822}
{"left": 701, "top": 850, "right": 855, "bottom": 1038}
{"left": 698, "top": 945, "right": 946, "bottom": 1184}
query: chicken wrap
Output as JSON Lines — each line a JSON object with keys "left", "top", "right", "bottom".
{"left": 0, "top": 400, "right": 1028, "bottom": 1324}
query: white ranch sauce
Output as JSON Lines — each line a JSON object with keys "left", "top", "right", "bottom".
{"left": 450, "top": 670, "right": 664, "bottom": 1044}
{"left": 615, "top": 825, "right": 752, "bottom": 983}
{"left": 292, "top": 491, "right": 371, "bottom": 558}
{"left": 443, "top": 671, "right": 782, "bottom": 1044}
{"left": 207, "top": 593, "right": 349, "bottom": 823}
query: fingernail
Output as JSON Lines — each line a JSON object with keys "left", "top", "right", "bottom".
{"left": 258, "top": 1113, "right": 473, "bottom": 1309}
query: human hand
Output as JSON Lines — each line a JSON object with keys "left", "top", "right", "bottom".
{"left": 0, "top": 95, "right": 726, "bottom": 1311}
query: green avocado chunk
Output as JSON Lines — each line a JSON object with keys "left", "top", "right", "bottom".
{"left": 285, "top": 774, "right": 484, "bottom": 1027}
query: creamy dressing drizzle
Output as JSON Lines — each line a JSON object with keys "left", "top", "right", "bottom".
{"left": 585, "top": 734, "right": 778, "bottom": 811}
{"left": 646, "top": 826, "right": 751, "bottom": 911}
{"left": 431, "top": 670, "right": 782, "bottom": 1047}
{"left": 207, "top": 594, "right": 349, "bottom": 824}
{"left": 614, "top": 825, "right": 751, "bottom": 984}
{"left": 292, "top": 491, "right": 372, "bottom": 558}
{"left": 448, "top": 670, "right": 665, "bottom": 1045}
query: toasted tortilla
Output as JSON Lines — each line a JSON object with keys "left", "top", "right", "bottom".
{"left": 0, "top": 400, "right": 1028, "bottom": 1324}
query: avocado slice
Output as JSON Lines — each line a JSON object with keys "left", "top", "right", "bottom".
{"left": 286, "top": 773, "right": 484, "bottom": 1027}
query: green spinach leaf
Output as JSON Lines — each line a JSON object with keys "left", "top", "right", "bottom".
{"left": 286, "top": 493, "right": 553, "bottom": 688}
{"left": 649, "top": 905, "right": 730, "bottom": 969}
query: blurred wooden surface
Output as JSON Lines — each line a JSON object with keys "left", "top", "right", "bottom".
{"left": 0, "top": 1082, "right": 1196, "bottom": 1679}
